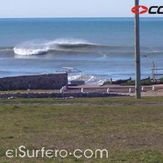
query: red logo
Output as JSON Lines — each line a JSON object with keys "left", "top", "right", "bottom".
{"left": 131, "top": 5, "right": 148, "bottom": 14}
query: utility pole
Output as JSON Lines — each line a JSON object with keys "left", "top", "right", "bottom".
{"left": 152, "top": 61, "right": 156, "bottom": 82}
{"left": 134, "top": 0, "right": 141, "bottom": 99}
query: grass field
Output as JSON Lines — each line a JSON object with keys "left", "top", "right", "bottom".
{"left": 0, "top": 97, "right": 163, "bottom": 162}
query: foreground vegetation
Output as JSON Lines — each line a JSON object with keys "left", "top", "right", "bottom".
{"left": 0, "top": 97, "right": 163, "bottom": 162}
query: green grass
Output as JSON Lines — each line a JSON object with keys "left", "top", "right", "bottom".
{"left": 0, "top": 97, "right": 163, "bottom": 162}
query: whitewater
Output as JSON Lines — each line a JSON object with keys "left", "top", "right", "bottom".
{"left": 13, "top": 39, "right": 98, "bottom": 56}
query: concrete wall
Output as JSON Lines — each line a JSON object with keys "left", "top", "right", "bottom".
{"left": 0, "top": 73, "right": 68, "bottom": 90}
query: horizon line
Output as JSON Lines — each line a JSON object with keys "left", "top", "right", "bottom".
{"left": 0, "top": 16, "right": 162, "bottom": 19}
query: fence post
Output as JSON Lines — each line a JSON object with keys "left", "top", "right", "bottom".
{"left": 141, "top": 86, "right": 144, "bottom": 92}
{"left": 129, "top": 88, "right": 132, "bottom": 94}
{"left": 152, "top": 86, "right": 155, "bottom": 91}
{"left": 81, "top": 87, "right": 84, "bottom": 93}
{"left": 60, "top": 87, "right": 64, "bottom": 93}
{"left": 107, "top": 88, "right": 110, "bottom": 94}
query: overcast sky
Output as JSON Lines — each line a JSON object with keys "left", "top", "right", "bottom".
{"left": 0, "top": 0, "right": 162, "bottom": 18}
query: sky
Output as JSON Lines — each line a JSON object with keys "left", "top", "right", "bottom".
{"left": 0, "top": 0, "right": 162, "bottom": 18}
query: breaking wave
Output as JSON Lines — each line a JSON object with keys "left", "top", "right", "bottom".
{"left": 13, "top": 39, "right": 100, "bottom": 56}
{"left": 1, "top": 39, "right": 162, "bottom": 56}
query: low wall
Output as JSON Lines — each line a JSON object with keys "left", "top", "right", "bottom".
{"left": 0, "top": 73, "right": 68, "bottom": 90}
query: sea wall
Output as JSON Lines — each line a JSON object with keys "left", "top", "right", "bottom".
{"left": 0, "top": 73, "right": 68, "bottom": 90}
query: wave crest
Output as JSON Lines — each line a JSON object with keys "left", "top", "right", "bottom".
{"left": 13, "top": 39, "right": 96, "bottom": 55}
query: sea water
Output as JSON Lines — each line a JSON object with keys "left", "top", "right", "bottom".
{"left": 0, "top": 18, "right": 163, "bottom": 85}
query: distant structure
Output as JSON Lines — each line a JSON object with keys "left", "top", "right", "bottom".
{"left": 151, "top": 62, "right": 163, "bottom": 81}
{"left": 152, "top": 61, "right": 157, "bottom": 81}
{"left": 0, "top": 73, "right": 68, "bottom": 91}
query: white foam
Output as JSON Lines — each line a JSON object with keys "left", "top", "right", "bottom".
{"left": 68, "top": 74, "right": 82, "bottom": 81}
{"left": 13, "top": 39, "right": 95, "bottom": 56}
{"left": 68, "top": 73, "right": 106, "bottom": 86}
{"left": 13, "top": 47, "right": 49, "bottom": 56}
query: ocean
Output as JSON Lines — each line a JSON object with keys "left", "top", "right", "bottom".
{"left": 0, "top": 18, "right": 163, "bottom": 85}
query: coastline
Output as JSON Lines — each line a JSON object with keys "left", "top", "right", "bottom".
{"left": 0, "top": 74, "right": 163, "bottom": 98}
